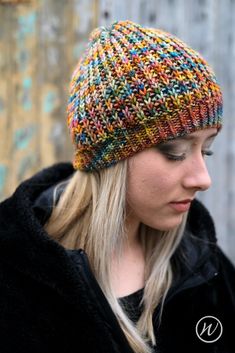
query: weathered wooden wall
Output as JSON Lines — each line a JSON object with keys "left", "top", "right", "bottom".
{"left": 0, "top": 0, "right": 234, "bottom": 263}
{"left": 0, "top": 0, "right": 98, "bottom": 198}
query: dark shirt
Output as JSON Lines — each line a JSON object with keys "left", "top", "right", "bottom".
{"left": 118, "top": 288, "right": 144, "bottom": 324}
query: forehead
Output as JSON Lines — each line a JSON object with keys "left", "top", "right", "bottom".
{"left": 167, "top": 128, "right": 218, "bottom": 143}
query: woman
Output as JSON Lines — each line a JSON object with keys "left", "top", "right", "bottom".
{"left": 0, "top": 20, "right": 234, "bottom": 353}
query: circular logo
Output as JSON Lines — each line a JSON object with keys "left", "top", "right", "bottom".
{"left": 195, "top": 316, "right": 223, "bottom": 343}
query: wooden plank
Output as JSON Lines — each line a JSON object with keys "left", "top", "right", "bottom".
{"left": 99, "top": 0, "right": 116, "bottom": 25}
{"left": 199, "top": 0, "right": 231, "bottom": 252}
{"left": 0, "top": 0, "right": 31, "bottom": 4}
{"left": 223, "top": 0, "right": 235, "bottom": 261}
{"left": 0, "top": 5, "right": 11, "bottom": 201}
{"left": 148, "top": 0, "right": 187, "bottom": 35}
{"left": 38, "top": 0, "right": 67, "bottom": 167}
{"left": 10, "top": 2, "right": 40, "bottom": 190}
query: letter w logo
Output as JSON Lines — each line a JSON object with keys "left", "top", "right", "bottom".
{"left": 199, "top": 322, "right": 219, "bottom": 336}
{"left": 196, "top": 316, "right": 223, "bottom": 343}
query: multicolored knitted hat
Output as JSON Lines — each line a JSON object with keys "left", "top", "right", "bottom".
{"left": 67, "top": 20, "right": 223, "bottom": 172}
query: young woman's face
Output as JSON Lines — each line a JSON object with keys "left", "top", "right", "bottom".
{"left": 126, "top": 128, "right": 218, "bottom": 231}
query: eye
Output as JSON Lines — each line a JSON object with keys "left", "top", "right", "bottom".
{"left": 202, "top": 149, "right": 214, "bottom": 158}
{"left": 156, "top": 142, "right": 188, "bottom": 162}
{"left": 164, "top": 153, "right": 186, "bottom": 161}
{"left": 164, "top": 149, "right": 214, "bottom": 162}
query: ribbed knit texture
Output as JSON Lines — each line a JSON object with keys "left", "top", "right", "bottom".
{"left": 67, "top": 20, "right": 223, "bottom": 171}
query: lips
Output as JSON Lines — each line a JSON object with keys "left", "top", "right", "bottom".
{"left": 169, "top": 199, "right": 192, "bottom": 212}
{"left": 173, "top": 199, "right": 193, "bottom": 203}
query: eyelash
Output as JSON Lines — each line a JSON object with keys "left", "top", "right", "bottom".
{"left": 165, "top": 150, "right": 214, "bottom": 161}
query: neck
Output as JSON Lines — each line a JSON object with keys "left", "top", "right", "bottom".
{"left": 124, "top": 209, "right": 141, "bottom": 248}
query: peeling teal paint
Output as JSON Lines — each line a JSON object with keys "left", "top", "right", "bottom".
{"left": 0, "top": 165, "right": 7, "bottom": 195}
{"left": 18, "top": 12, "right": 36, "bottom": 37}
{"left": 22, "top": 77, "right": 32, "bottom": 111}
{"left": 13, "top": 124, "right": 37, "bottom": 150}
{"left": 16, "top": 11, "right": 36, "bottom": 75}
{"left": 43, "top": 91, "right": 57, "bottom": 113}
{"left": 0, "top": 97, "right": 4, "bottom": 114}
{"left": 17, "top": 50, "right": 29, "bottom": 72}
{"left": 23, "top": 77, "right": 32, "bottom": 89}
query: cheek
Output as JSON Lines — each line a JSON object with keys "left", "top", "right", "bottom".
{"left": 126, "top": 155, "right": 186, "bottom": 230}
{"left": 126, "top": 152, "right": 179, "bottom": 214}
{"left": 127, "top": 171, "right": 171, "bottom": 208}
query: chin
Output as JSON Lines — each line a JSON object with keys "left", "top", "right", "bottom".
{"left": 151, "top": 215, "right": 184, "bottom": 232}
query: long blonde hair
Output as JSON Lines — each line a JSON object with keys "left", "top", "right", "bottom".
{"left": 44, "top": 158, "right": 187, "bottom": 353}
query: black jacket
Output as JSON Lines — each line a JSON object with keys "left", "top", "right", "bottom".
{"left": 0, "top": 162, "right": 234, "bottom": 353}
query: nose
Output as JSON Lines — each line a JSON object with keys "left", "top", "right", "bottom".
{"left": 182, "top": 155, "right": 212, "bottom": 191}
